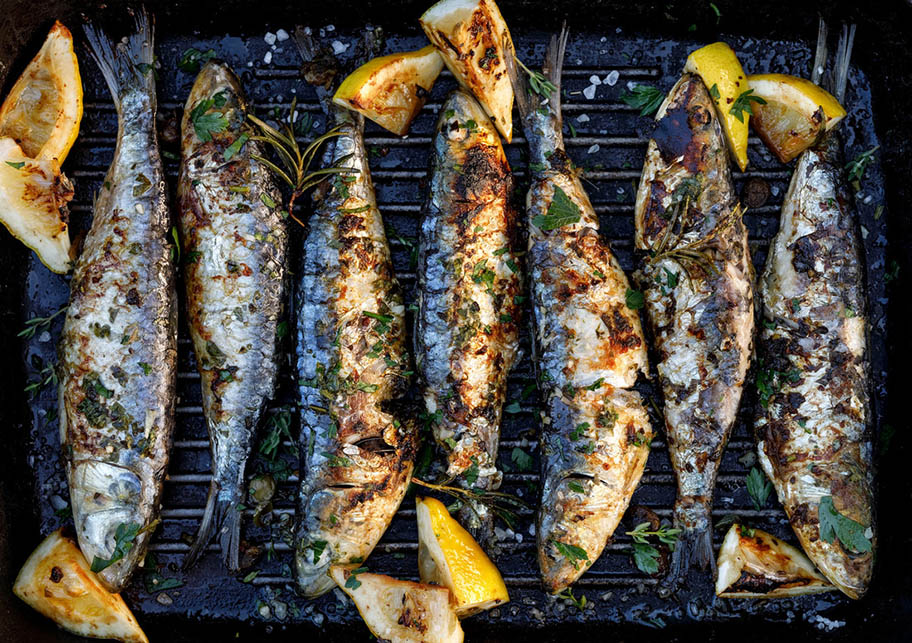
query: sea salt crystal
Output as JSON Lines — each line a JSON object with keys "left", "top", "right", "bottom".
{"left": 577, "top": 114, "right": 590, "bottom": 123}
{"left": 264, "top": 32, "right": 277, "bottom": 45}
{"left": 605, "top": 70, "right": 620, "bottom": 86}
{"left": 263, "top": 51, "right": 272, "bottom": 65}
{"left": 589, "top": 74, "right": 602, "bottom": 85}
{"left": 864, "top": 194, "right": 873, "bottom": 204}
{"left": 332, "top": 40, "right": 348, "bottom": 55}
{"left": 600, "top": 36, "right": 607, "bottom": 42}
{"left": 771, "top": 185, "right": 780, "bottom": 196}
{"left": 587, "top": 144, "right": 600, "bottom": 154}
{"left": 38, "top": 331, "right": 50, "bottom": 343}
{"left": 276, "top": 29, "right": 289, "bottom": 41}
{"left": 326, "top": 24, "right": 336, "bottom": 32}
{"left": 583, "top": 84, "right": 597, "bottom": 100}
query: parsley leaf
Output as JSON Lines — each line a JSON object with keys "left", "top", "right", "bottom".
{"left": 552, "top": 540, "right": 589, "bottom": 570}
{"left": 464, "top": 457, "right": 480, "bottom": 485}
{"left": 745, "top": 466, "right": 773, "bottom": 510}
{"left": 818, "top": 496, "right": 872, "bottom": 553}
{"left": 621, "top": 84, "right": 664, "bottom": 116}
{"left": 532, "top": 186, "right": 581, "bottom": 231}
{"left": 631, "top": 542, "right": 660, "bottom": 574}
{"left": 189, "top": 96, "right": 229, "bottom": 142}
{"left": 505, "top": 401, "right": 522, "bottom": 414}
{"left": 91, "top": 522, "right": 142, "bottom": 572}
{"left": 729, "top": 89, "right": 767, "bottom": 123}
{"left": 625, "top": 288, "right": 645, "bottom": 310}
{"left": 178, "top": 47, "right": 216, "bottom": 73}
{"left": 511, "top": 447, "right": 533, "bottom": 472}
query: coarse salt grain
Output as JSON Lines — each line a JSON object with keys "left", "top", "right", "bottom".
{"left": 577, "top": 114, "right": 590, "bottom": 123}
{"left": 605, "top": 70, "right": 620, "bottom": 86}
{"left": 332, "top": 40, "right": 348, "bottom": 55}
{"left": 276, "top": 28, "right": 289, "bottom": 41}
{"left": 589, "top": 74, "right": 602, "bottom": 85}
{"left": 583, "top": 85, "right": 597, "bottom": 100}
{"left": 587, "top": 144, "right": 600, "bottom": 154}
{"left": 263, "top": 51, "right": 272, "bottom": 64}
{"left": 264, "top": 32, "right": 276, "bottom": 45}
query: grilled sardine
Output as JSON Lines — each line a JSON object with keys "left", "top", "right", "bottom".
{"left": 178, "top": 61, "right": 287, "bottom": 571}
{"left": 415, "top": 88, "right": 521, "bottom": 545}
{"left": 507, "top": 29, "right": 653, "bottom": 593}
{"left": 293, "top": 31, "right": 417, "bottom": 598}
{"left": 755, "top": 25, "right": 875, "bottom": 599}
{"left": 59, "top": 9, "right": 176, "bottom": 592}
{"left": 633, "top": 73, "right": 755, "bottom": 590}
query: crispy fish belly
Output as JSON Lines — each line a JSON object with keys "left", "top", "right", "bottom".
{"left": 415, "top": 89, "right": 520, "bottom": 543}
{"left": 178, "top": 61, "right": 287, "bottom": 571}
{"left": 755, "top": 131, "right": 874, "bottom": 599}
{"left": 295, "top": 110, "right": 416, "bottom": 597}
{"left": 59, "top": 11, "right": 176, "bottom": 592}
{"left": 633, "top": 73, "right": 754, "bottom": 586}
{"left": 508, "top": 30, "right": 652, "bottom": 593}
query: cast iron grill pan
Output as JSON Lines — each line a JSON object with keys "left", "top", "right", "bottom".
{"left": 20, "top": 27, "right": 890, "bottom": 634}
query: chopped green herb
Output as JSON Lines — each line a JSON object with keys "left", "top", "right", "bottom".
{"left": 505, "top": 401, "right": 522, "bottom": 414}
{"left": 138, "top": 362, "right": 152, "bottom": 375}
{"left": 586, "top": 378, "right": 604, "bottom": 391}
{"left": 625, "top": 288, "right": 645, "bottom": 310}
{"left": 223, "top": 133, "right": 249, "bottom": 161}
{"left": 307, "top": 540, "right": 327, "bottom": 564}
{"left": 260, "top": 193, "right": 277, "bottom": 209}
{"left": 532, "top": 186, "right": 581, "bottom": 231}
{"left": 242, "top": 570, "right": 259, "bottom": 583}
{"left": 511, "top": 448, "right": 533, "bottom": 472}
{"left": 91, "top": 522, "right": 142, "bottom": 572}
{"left": 729, "top": 89, "right": 767, "bottom": 123}
{"left": 5, "top": 160, "right": 25, "bottom": 169}
{"left": 745, "top": 466, "right": 773, "bottom": 511}
{"left": 567, "top": 480, "right": 585, "bottom": 494}
{"left": 570, "top": 422, "right": 589, "bottom": 441}
{"left": 846, "top": 146, "right": 879, "bottom": 188}
{"left": 464, "top": 457, "right": 480, "bottom": 485}
{"left": 133, "top": 173, "right": 151, "bottom": 197}
{"left": 709, "top": 83, "right": 721, "bottom": 100}
{"left": 345, "top": 566, "right": 369, "bottom": 589}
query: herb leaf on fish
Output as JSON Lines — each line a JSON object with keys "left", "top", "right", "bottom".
{"left": 532, "top": 186, "right": 580, "bottom": 231}
{"left": 515, "top": 58, "right": 557, "bottom": 99}
{"left": 745, "top": 466, "right": 773, "bottom": 510}
{"left": 90, "top": 522, "right": 142, "bottom": 573}
{"left": 818, "top": 496, "right": 872, "bottom": 553}
{"left": 189, "top": 96, "right": 229, "bottom": 142}
{"left": 552, "top": 540, "right": 589, "bottom": 570}
{"left": 621, "top": 84, "right": 664, "bottom": 116}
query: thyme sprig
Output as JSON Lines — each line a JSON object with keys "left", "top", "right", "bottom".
{"left": 248, "top": 99, "right": 357, "bottom": 227}
{"left": 515, "top": 58, "right": 557, "bottom": 99}
{"left": 411, "top": 477, "right": 528, "bottom": 529}
{"left": 19, "top": 306, "right": 66, "bottom": 339}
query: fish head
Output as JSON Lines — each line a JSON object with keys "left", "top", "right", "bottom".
{"left": 69, "top": 459, "right": 149, "bottom": 592}
{"left": 180, "top": 59, "right": 247, "bottom": 153}
{"left": 635, "top": 73, "right": 732, "bottom": 250}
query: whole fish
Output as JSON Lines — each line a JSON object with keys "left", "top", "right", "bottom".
{"left": 633, "top": 72, "right": 755, "bottom": 589}
{"left": 293, "top": 31, "right": 417, "bottom": 598}
{"left": 415, "top": 88, "right": 521, "bottom": 545}
{"left": 58, "top": 10, "right": 176, "bottom": 592}
{"left": 178, "top": 61, "right": 287, "bottom": 571}
{"left": 507, "top": 29, "right": 653, "bottom": 593}
{"left": 755, "top": 24, "right": 875, "bottom": 599}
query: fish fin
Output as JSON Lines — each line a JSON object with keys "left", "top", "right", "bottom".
{"left": 832, "top": 23, "right": 856, "bottom": 104}
{"left": 543, "top": 23, "right": 569, "bottom": 104}
{"left": 658, "top": 496, "right": 714, "bottom": 597}
{"left": 506, "top": 23, "right": 568, "bottom": 124}
{"left": 82, "top": 7, "right": 155, "bottom": 114}
{"left": 183, "top": 481, "right": 242, "bottom": 571}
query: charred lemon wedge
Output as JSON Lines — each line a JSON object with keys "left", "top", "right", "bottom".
{"left": 331, "top": 566, "right": 464, "bottom": 643}
{"left": 416, "top": 496, "right": 509, "bottom": 617}
{"left": 747, "top": 74, "right": 846, "bottom": 163}
{"left": 334, "top": 45, "right": 444, "bottom": 136}
{"left": 13, "top": 529, "right": 148, "bottom": 643}
{"left": 683, "top": 42, "right": 751, "bottom": 171}
{"left": 420, "top": 0, "right": 515, "bottom": 141}
{"left": 0, "top": 138, "right": 73, "bottom": 273}
{"left": 0, "top": 21, "right": 83, "bottom": 163}
{"left": 715, "top": 523, "right": 836, "bottom": 598}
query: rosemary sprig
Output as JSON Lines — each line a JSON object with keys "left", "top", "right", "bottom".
{"left": 411, "top": 477, "right": 528, "bottom": 529}
{"left": 19, "top": 306, "right": 66, "bottom": 339}
{"left": 247, "top": 98, "right": 356, "bottom": 227}
{"left": 515, "top": 58, "right": 557, "bottom": 99}
{"left": 25, "top": 359, "right": 57, "bottom": 395}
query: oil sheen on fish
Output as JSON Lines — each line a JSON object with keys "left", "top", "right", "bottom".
{"left": 58, "top": 10, "right": 176, "bottom": 592}
{"left": 294, "top": 33, "right": 416, "bottom": 597}
{"left": 633, "top": 73, "right": 754, "bottom": 589}
{"left": 415, "top": 88, "right": 520, "bottom": 545}
{"left": 508, "top": 30, "right": 652, "bottom": 593}
{"left": 755, "top": 28, "right": 874, "bottom": 599}
{"left": 178, "top": 61, "right": 287, "bottom": 571}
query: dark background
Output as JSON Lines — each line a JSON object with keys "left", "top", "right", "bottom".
{"left": 2, "top": 0, "right": 910, "bottom": 641}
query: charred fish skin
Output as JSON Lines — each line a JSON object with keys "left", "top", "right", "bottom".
{"left": 633, "top": 73, "right": 754, "bottom": 589}
{"left": 508, "top": 30, "right": 652, "bottom": 594}
{"left": 59, "top": 10, "right": 176, "bottom": 593}
{"left": 415, "top": 88, "right": 521, "bottom": 544}
{"left": 755, "top": 129, "right": 874, "bottom": 599}
{"left": 177, "top": 61, "right": 287, "bottom": 571}
{"left": 294, "top": 105, "right": 416, "bottom": 598}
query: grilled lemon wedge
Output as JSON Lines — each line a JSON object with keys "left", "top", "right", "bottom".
{"left": 683, "top": 42, "right": 751, "bottom": 171}
{"left": 0, "top": 138, "right": 73, "bottom": 273}
{"left": 747, "top": 74, "right": 846, "bottom": 163}
{"left": 0, "top": 21, "right": 82, "bottom": 163}
{"left": 420, "top": 0, "right": 515, "bottom": 141}
{"left": 334, "top": 45, "right": 444, "bottom": 136}
{"left": 331, "top": 567, "right": 464, "bottom": 642}
{"left": 13, "top": 530, "right": 148, "bottom": 643}
{"left": 716, "top": 523, "right": 835, "bottom": 598}
{"left": 416, "top": 496, "right": 509, "bottom": 617}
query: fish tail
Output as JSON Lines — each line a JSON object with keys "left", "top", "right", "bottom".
{"left": 183, "top": 480, "right": 243, "bottom": 571}
{"left": 658, "top": 496, "right": 714, "bottom": 597}
{"left": 83, "top": 7, "right": 155, "bottom": 114}
{"left": 832, "top": 23, "right": 856, "bottom": 103}
{"left": 505, "top": 23, "right": 568, "bottom": 124}
{"left": 811, "top": 18, "right": 828, "bottom": 86}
